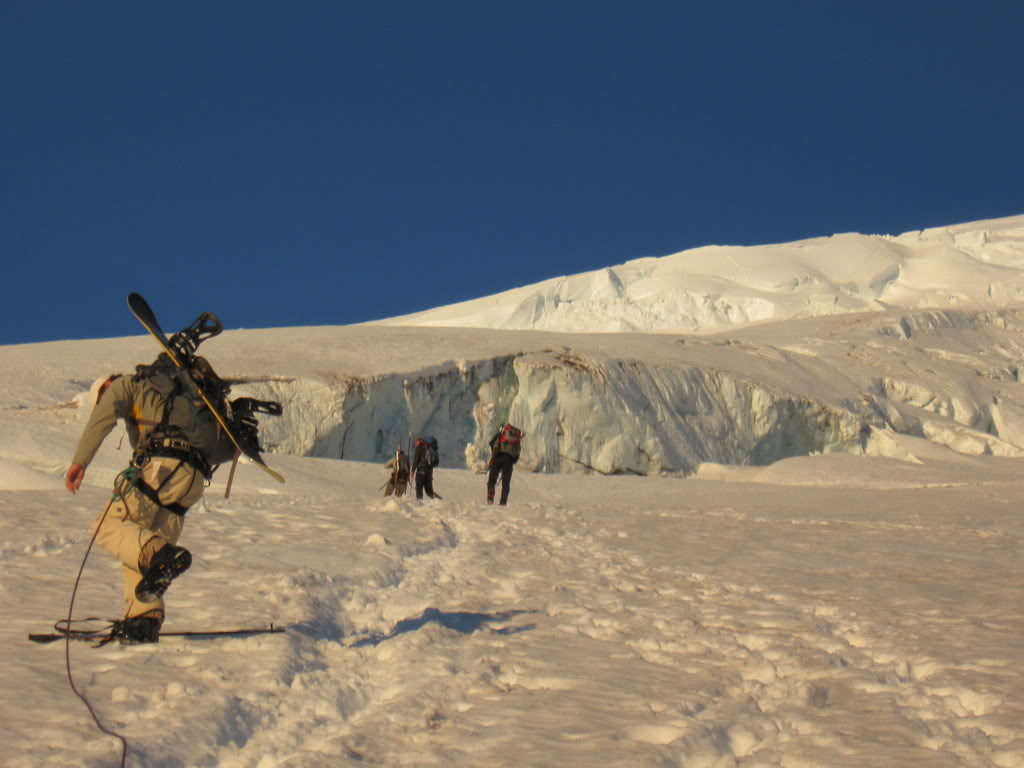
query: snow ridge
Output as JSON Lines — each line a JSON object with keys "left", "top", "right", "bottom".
{"left": 372, "top": 214, "right": 1024, "bottom": 334}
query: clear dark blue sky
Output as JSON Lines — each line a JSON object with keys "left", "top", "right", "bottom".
{"left": 2, "top": 1, "right": 1022, "bottom": 345}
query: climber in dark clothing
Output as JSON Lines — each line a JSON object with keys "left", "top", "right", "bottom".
{"left": 410, "top": 435, "right": 440, "bottom": 500}
{"left": 486, "top": 424, "right": 522, "bottom": 506}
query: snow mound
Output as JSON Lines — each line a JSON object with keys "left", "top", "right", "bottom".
{"left": 0, "top": 459, "right": 65, "bottom": 491}
{"left": 371, "top": 214, "right": 1024, "bottom": 333}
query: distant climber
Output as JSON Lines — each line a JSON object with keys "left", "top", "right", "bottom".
{"left": 410, "top": 435, "right": 441, "bottom": 500}
{"left": 382, "top": 448, "right": 410, "bottom": 497}
{"left": 486, "top": 424, "right": 523, "bottom": 505}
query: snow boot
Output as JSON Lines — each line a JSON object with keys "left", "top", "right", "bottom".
{"left": 110, "top": 616, "right": 161, "bottom": 644}
{"left": 486, "top": 488, "right": 494, "bottom": 504}
{"left": 135, "top": 544, "right": 192, "bottom": 603}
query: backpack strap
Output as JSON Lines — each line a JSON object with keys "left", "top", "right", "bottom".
{"left": 130, "top": 366, "right": 214, "bottom": 479}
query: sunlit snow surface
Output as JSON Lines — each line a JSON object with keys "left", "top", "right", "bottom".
{"left": 372, "top": 214, "right": 1024, "bottom": 334}
{"left": 2, "top": 215, "right": 1023, "bottom": 767}
{"left": 3, "top": 455, "right": 1022, "bottom": 767}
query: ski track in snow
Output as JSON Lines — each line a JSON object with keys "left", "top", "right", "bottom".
{"left": 6, "top": 473, "right": 1022, "bottom": 768}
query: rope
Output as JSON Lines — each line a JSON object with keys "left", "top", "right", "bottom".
{"left": 64, "top": 479, "right": 135, "bottom": 767}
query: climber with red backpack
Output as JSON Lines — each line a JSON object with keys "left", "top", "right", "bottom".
{"left": 486, "top": 424, "right": 523, "bottom": 506}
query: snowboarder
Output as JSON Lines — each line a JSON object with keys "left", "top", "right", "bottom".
{"left": 410, "top": 435, "right": 440, "bottom": 500}
{"left": 487, "top": 424, "right": 523, "bottom": 506}
{"left": 382, "top": 448, "right": 410, "bottom": 497}
{"left": 64, "top": 350, "right": 257, "bottom": 644}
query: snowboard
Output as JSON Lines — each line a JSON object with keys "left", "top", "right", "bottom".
{"left": 127, "top": 292, "right": 284, "bottom": 483}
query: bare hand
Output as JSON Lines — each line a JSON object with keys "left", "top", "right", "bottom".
{"left": 65, "top": 464, "right": 85, "bottom": 494}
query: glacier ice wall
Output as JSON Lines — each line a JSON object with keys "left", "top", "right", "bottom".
{"left": 233, "top": 352, "right": 872, "bottom": 476}
{"left": 228, "top": 307, "right": 1024, "bottom": 476}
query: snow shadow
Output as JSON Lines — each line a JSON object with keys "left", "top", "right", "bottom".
{"left": 350, "top": 607, "right": 538, "bottom": 648}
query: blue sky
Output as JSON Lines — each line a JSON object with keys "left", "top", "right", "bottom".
{"left": 2, "top": 1, "right": 1022, "bottom": 345}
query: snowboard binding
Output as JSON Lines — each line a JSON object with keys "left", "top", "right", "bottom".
{"left": 168, "top": 311, "right": 223, "bottom": 365}
{"left": 229, "top": 397, "right": 284, "bottom": 454}
{"left": 231, "top": 398, "right": 284, "bottom": 418}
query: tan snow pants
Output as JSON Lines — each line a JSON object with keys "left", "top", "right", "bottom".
{"left": 92, "top": 457, "right": 205, "bottom": 622}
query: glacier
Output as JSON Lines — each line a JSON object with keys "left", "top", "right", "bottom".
{"left": 4, "top": 216, "right": 1024, "bottom": 482}
{"left": 223, "top": 308, "right": 1024, "bottom": 478}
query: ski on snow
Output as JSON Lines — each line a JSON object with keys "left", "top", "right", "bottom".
{"left": 29, "top": 623, "right": 287, "bottom": 646}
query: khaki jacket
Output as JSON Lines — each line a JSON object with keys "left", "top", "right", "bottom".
{"left": 72, "top": 375, "right": 169, "bottom": 468}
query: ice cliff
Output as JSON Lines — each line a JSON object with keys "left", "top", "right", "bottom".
{"left": 228, "top": 307, "right": 1024, "bottom": 476}
{"left": 237, "top": 354, "right": 867, "bottom": 476}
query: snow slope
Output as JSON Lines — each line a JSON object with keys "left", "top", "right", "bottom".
{"left": 4, "top": 448, "right": 1024, "bottom": 767}
{"left": 2, "top": 214, "right": 1024, "bottom": 766}
{"left": 372, "top": 214, "right": 1024, "bottom": 334}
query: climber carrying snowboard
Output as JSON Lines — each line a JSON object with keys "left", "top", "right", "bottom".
{"left": 65, "top": 302, "right": 281, "bottom": 644}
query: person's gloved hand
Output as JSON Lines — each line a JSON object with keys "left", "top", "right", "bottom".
{"left": 66, "top": 464, "right": 86, "bottom": 494}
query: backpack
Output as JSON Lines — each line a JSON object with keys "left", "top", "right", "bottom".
{"left": 418, "top": 436, "right": 439, "bottom": 468}
{"left": 494, "top": 424, "right": 522, "bottom": 459}
{"left": 135, "top": 356, "right": 238, "bottom": 467}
